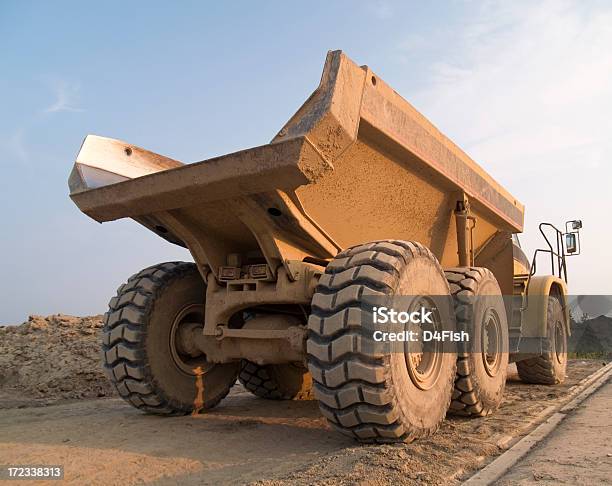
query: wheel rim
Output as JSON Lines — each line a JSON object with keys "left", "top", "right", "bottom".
{"left": 554, "top": 320, "right": 566, "bottom": 364}
{"left": 481, "top": 308, "right": 502, "bottom": 377}
{"left": 404, "top": 296, "right": 443, "bottom": 391}
{"left": 170, "top": 303, "right": 211, "bottom": 376}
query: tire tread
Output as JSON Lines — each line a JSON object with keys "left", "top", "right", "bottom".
{"left": 309, "top": 240, "right": 452, "bottom": 443}
{"left": 101, "top": 262, "right": 232, "bottom": 415}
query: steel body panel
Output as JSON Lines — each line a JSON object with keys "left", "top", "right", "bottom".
{"left": 68, "top": 50, "right": 524, "bottom": 279}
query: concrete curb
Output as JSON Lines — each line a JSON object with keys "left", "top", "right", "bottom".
{"left": 462, "top": 361, "right": 612, "bottom": 485}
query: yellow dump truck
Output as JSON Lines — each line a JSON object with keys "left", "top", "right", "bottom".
{"left": 68, "top": 51, "right": 582, "bottom": 443}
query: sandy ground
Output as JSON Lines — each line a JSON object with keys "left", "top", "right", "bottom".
{"left": 495, "top": 380, "right": 612, "bottom": 485}
{"left": 0, "top": 361, "right": 606, "bottom": 485}
{"left": 1, "top": 315, "right": 610, "bottom": 484}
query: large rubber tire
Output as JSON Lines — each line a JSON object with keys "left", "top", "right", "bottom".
{"left": 445, "top": 267, "right": 509, "bottom": 417}
{"left": 238, "top": 361, "right": 314, "bottom": 400}
{"left": 101, "top": 262, "right": 239, "bottom": 414}
{"left": 307, "top": 240, "right": 457, "bottom": 443}
{"left": 517, "top": 295, "right": 567, "bottom": 385}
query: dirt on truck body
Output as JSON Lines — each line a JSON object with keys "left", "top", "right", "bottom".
{"left": 68, "top": 50, "right": 583, "bottom": 443}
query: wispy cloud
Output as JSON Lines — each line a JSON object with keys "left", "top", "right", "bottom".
{"left": 409, "top": 0, "right": 612, "bottom": 180}
{"left": 43, "top": 80, "right": 83, "bottom": 114}
{"left": 1, "top": 78, "right": 84, "bottom": 165}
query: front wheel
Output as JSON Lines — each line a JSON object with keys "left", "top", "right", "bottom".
{"left": 517, "top": 295, "right": 567, "bottom": 385}
{"left": 101, "top": 262, "right": 239, "bottom": 414}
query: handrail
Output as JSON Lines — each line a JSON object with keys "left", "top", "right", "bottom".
{"left": 521, "top": 222, "right": 568, "bottom": 312}
{"left": 530, "top": 223, "right": 568, "bottom": 282}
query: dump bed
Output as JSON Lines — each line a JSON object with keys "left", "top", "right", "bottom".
{"left": 69, "top": 50, "right": 524, "bottom": 282}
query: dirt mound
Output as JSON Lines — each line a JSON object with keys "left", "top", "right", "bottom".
{"left": 0, "top": 314, "right": 116, "bottom": 407}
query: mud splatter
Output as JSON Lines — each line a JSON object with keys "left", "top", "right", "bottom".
{"left": 192, "top": 366, "right": 205, "bottom": 415}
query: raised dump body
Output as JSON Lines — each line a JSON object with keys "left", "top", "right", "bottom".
{"left": 70, "top": 50, "right": 523, "bottom": 294}
{"left": 70, "top": 51, "right": 571, "bottom": 446}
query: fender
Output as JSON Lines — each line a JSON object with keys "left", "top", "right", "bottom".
{"left": 522, "top": 275, "right": 570, "bottom": 338}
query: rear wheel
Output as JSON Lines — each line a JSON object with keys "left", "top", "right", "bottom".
{"left": 445, "top": 267, "right": 508, "bottom": 417}
{"left": 101, "top": 262, "right": 239, "bottom": 414}
{"left": 307, "top": 240, "right": 456, "bottom": 443}
{"left": 517, "top": 295, "right": 567, "bottom": 384}
{"left": 238, "top": 361, "right": 313, "bottom": 400}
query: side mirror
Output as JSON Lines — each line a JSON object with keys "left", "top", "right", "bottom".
{"left": 565, "top": 233, "right": 577, "bottom": 254}
{"left": 564, "top": 220, "right": 582, "bottom": 256}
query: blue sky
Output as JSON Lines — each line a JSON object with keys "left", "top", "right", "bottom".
{"left": 1, "top": 1, "right": 611, "bottom": 323}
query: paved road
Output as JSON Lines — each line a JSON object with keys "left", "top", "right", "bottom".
{"left": 496, "top": 379, "right": 612, "bottom": 485}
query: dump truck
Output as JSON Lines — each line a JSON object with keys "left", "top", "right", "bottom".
{"left": 68, "top": 50, "right": 582, "bottom": 443}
